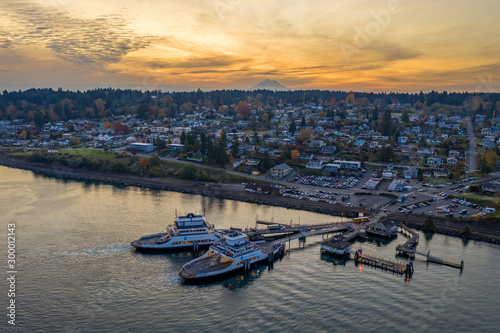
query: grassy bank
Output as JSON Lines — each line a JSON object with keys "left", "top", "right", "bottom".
{"left": 0, "top": 148, "right": 257, "bottom": 184}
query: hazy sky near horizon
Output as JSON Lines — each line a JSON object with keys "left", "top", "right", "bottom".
{"left": 1, "top": 0, "right": 499, "bottom": 92}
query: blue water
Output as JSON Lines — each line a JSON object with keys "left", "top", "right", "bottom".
{"left": 0, "top": 166, "right": 498, "bottom": 332}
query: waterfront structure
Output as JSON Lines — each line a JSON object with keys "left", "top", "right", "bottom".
{"left": 320, "top": 237, "right": 351, "bottom": 257}
{"left": 130, "top": 142, "right": 154, "bottom": 152}
{"left": 365, "top": 219, "right": 398, "bottom": 237}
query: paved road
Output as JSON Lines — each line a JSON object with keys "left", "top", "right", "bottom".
{"left": 466, "top": 117, "right": 477, "bottom": 172}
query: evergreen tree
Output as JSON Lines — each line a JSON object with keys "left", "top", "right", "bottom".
{"left": 260, "top": 152, "right": 273, "bottom": 172}
{"left": 423, "top": 216, "right": 435, "bottom": 232}
{"left": 200, "top": 133, "right": 207, "bottom": 156}
{"left": 300, "top": 116, "right": 306, "bottom": 128}
{"left": 253, "top": 131, "right": 260, "bottom": 144}
{"left": 281, "top": 149, "right": 291, "bottom": 161}
{"left": 231, "top": 135, "right": 240, "bottom": 158}
{"left": 137, "top": 104, "right": 149, "bottom": 120}
{"left": 401, "top": 109, "right": 410, "bottom": 123}
{"left": 378, "top": 146, "right": 394, "bottom": 162}
{"left": 289, "top": 120, "right": 297, "bottom": 135}
{"left": 380, "top": 110, "right": 392, "bottom": 136}
{"left": 372, "top": 107, "right": 379, "bottom": 121}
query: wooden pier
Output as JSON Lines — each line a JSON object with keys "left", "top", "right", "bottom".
{"left": 395, "top": 223, "right": 464, "bottom": 271}
{"left": 250, "top": 221, "right": 353, "bottom": 238}
{"left": 353, "top": 249, "right": 414, "bottom": 276}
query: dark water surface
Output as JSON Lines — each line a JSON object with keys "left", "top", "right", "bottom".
{"left": 0, "top": 166, "right": 498, "bottom": 332}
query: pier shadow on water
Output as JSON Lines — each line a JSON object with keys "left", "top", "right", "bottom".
{"left": 320, "top": 253, "right": 348, "bottom": 266}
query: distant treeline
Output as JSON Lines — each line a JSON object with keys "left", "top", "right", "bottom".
{"left": 1, "top": 87, "right": 499, "bottom": 123}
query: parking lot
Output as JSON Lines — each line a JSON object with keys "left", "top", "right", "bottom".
{"left": 395, "top": 192, "right": 496, "bottom": 219}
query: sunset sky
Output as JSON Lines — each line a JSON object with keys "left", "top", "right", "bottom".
{"left": 1, "top": 0, "right": 499, "bottom": 92}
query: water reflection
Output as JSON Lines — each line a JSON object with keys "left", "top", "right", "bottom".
{"left": 320, "top": 253, "right": 347, "bottom": 266}
{"left": 424, "top": 231, "right": 434, "bottom": 241}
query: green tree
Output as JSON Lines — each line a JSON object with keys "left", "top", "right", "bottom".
{"left": 260, "top": 151, "right": 273, "bottom": 172}
{"left": 300, "top": 116, "right": 306, "bottom": 128}
{"left": 289, "top": 120, "right": 297, "bottom": 135}
{"left": 401, "top": 110, "right": 410, "bottom": 123}
{"left": 422, "top": 216, "right": 435, "bottom": 232}
{"left": 378, "top": 146, "right": 394, "bottom": 162}
{"left": 137, "top": 104, "right": 149, "bottom": 120}
{"left": 200, "top": 133, "right": 207, "bottom": 156}
{"left": 461, "top": 224, "right": 471, "bottom": 236}
{"left": 34, "top": 109, "right": 46, "bottom": 128}
{"left": 372, "top": 107, "right": 379, "bottom": 121}
{"left": 379, "top": 110, "right": 392, "bottom": 136}
{"left": 252, "top": 131, "right": 260, "bottom": 144}
{"left": 281, "top": 149, "right": 291, "bottom": 161}
{"left": 231, "top": 135, "right": 240, "bottom": 158}
{"left": 149, "top": 154, "right": 161, "bottom": 168}
{"left": 69, "top": 137, "right": 80, "bottom": 146}
{"left": 478, "top": 155, "right": 492, "bottom": 175}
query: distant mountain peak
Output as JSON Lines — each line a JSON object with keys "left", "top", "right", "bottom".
{"left": 250, "top": 79, "right": 289, "bottom": 91}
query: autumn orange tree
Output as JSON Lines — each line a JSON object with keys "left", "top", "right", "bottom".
{"left": 236, "top": 101, "right": 251, "bottom": 118}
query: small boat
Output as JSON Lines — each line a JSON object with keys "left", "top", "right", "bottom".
{"left": 131, "top": 213, "right": 220, "bottom": 251}
{"left": 179, "top": 231, "right": 284, "bottom": 280}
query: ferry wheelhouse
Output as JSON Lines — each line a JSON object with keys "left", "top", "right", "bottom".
{"left": 179, "top": 231, "right": 284, "bottom": 280}
{"left": 131, "top": 213, "right": 219, "bottom": 250}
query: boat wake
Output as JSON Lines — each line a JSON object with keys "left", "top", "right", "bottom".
{"left": 59, "top": 245, "right": 133, "bottom": 258}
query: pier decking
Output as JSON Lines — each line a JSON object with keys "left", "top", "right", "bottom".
{"left": 396, "top": 223, "right": 464, "bottom": 270}
{"left": 353, "top": 250, "right": 413, "bottom": 275}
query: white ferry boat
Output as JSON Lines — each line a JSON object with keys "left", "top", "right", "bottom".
{"left": 179, "top": 231, "right": 284, "bottom": 280}
{"left": 131, "top": 213, "right": 220, "bottom": 250}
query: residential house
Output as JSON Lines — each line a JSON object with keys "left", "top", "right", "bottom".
{"left": 403, "top": 168, "right": 418, "bottom": 179}
{"left": 305, "top": 157, "right": 324, "bottom": 169}
{"left": 427, "top": 156, "right": 442, "bottom": 166}
{"left": 447, "top": 157, "right": 458, "bottom": 167}
{"left": 397, "top": 136, "right": 408, "bottom": 144}
{"left": 483, "top": 136, "right": 496, "bottom": 149}
{"left": 321, "top": 146, "right": 336, "bottom": 154}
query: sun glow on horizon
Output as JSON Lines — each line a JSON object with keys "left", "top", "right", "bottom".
{"left": 0, "top": 0, "right": 499, "bottom": 92}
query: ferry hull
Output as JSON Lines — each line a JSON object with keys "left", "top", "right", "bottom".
{"left": 179, "top": 243, "right": 285, "bottom": 282}
{"left": 131, "top": 235, "right": 220, "bottom": 252}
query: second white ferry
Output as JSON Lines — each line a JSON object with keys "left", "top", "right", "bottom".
{"left": 131, "top": 213, "right": 220, "bottom": 251}
{"left": 179, "top": 231, "right": 284, "bottom": 280}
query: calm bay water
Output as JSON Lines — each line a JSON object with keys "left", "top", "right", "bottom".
{"left": 0, "top": 165, "right": 499, "bottom": 333}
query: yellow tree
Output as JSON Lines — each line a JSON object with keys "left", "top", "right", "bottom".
{"left": 298, "top": 129, "right": 312, "bottom": 141}
{"left": 485, "top": 150, "right": 499, "bottom": 170}
{"left": 346, "top": 92, "right": 355, "bottom": 104}
{"left": 94, "top": 99, "right": 106, "bottom": 118}
{"left": 291, "top": 149, "right": 300, "bottom": 160}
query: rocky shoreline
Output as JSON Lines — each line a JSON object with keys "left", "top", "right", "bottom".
{"left": 0, "top": 156, "right": 366, "bottom": 217}
{"left": 1, "top": 156, "right": 499, "bottom": 244}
